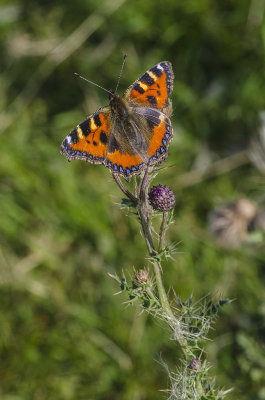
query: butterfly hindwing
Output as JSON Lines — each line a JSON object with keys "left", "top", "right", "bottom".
{"left": 104, "top": 106, "right": 173, "bottom": 179}
{"left": 105, "top": 148, "right": 145, "bottom": 179}
{"left": 124, "top": 61, "right": 174, "bottom": 110}
{"left": 133, "top": 107, "right": 173, "bottom": 165}
{"left": 104, "top": 119, "right": 146, "bottom": 179}
{"left": 60, "top": 107, "right": 112, "bottom": 163}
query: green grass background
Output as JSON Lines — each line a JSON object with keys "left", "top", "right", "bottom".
{"left": 0, "top": 0, "right": 264, "bottom": 399}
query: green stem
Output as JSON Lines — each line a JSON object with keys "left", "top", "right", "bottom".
{"left": 145, "top": 286, "right": 159, "bottom": 304}
{"left": 152, "top": 259, "right": 174, "bottom": 316}
{"left": 137, "top": 171, "right": 175, "bottom": 321}
{"left": 137, "top": 168, "right": 194, "bottom": 358}
{"left": 138, "top": 205, "right": 192, "bottom": 356}
{"left": 158, "top": 211, "right": 168, "bottom": 252}
{"left": 113, "top": 168, "right": 194, "bottom": 357}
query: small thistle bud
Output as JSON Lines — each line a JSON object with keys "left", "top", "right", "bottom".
{"left": 135, "top": 269, "right": 149, "bottom": 284}
{"left": 189, "top": 359, "right": 201, "bottom": 370}
{"left": 148, "top": 185, "right": 176, "bottom": 212}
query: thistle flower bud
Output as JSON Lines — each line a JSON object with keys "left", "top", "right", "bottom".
{"left": 135, "top": 269, "right": 149, "bottom": 284}
{"left": 148, "top": 185, "right": 175, "bottom": 212}
{"left": 189, "top": 359, "right": 201, "bottom": 370}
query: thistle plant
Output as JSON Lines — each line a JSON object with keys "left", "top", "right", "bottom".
{"left": 60, "top": 58, "right": 232, "bottom": 398}
{"left": 110, "top": 166, "right": 232, "bottom": 399}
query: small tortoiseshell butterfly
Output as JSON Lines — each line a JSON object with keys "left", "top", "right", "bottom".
{"left": 60, "top": 61, "right": 174, "bottom": 180}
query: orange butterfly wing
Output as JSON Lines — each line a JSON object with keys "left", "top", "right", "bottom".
{"left": 122, "top": 61, "right": 174, "bottom": 170}
{"left": 60, "top": 107, "right": 111, "bottom": 163}
{"left": 124, "top": 61, "right": 174, "bottom": 110}
{"left": 104, "top": 133, "right": 145, "bottom": 178}
{"left": 133, "top": 107, "right": 173, "bottom": 165}
{"left": 105, "top": 151, "right": 145, "bottom": 177}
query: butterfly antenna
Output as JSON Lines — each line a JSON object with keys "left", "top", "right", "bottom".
{"left": 115, "top": 54, "right": 127, "bottom": 94}
{"left": 74, "top": 73, "right": 112, "bottom": 95}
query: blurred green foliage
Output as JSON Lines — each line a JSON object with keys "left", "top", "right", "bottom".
{"left": 0, "top": 0, "right": 265, "bottom": 398}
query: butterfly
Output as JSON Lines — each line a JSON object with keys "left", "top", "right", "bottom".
{"left": 60, "top": 61, "right": 174, "bottom": 180}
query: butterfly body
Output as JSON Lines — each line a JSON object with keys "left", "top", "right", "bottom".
{"left": 61, "top": 61, "right": 174, "bottom": 179}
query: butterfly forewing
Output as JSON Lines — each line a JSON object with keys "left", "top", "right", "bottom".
{"left": 60, "top": 107, "right": 112, "bottom": 163}
{"left": 124, "top": 61, "right": 174, "bottom": 110}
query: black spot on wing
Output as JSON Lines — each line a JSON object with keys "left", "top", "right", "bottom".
{"left": 93, "top": 114, "right": 102, "bottom": 127}
{"left": 147, "top": 95, "right": 157, "bottom": 106}
{"left": 93, "top": 141, "right": 97, "bottom": 146}
{"left": 133, "top": 83, "right": 145, "bottom": 94}
{"left": 100, "top": 130, "right": 108, "bottom": 145}
{"left": 140, "top": 72, "right": 155, "bottom": 86}
{"left": 70, "top": 129, "right": 79, "bottom": 144}
{"left": 147, "top": 120, "right": 156, "bottom": 131}
{"left": 79, "top": 119, "right": 91, "bottom": 136}
{"left": 108, "top": 136, "right": 120, "bottom": 153}
{"left": 150, "top": 65, "right": 163, "bottom": 78}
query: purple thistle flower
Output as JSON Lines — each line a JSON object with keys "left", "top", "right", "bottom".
{"left": 148, "top": 184, "right": 176, "bottom": 212}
